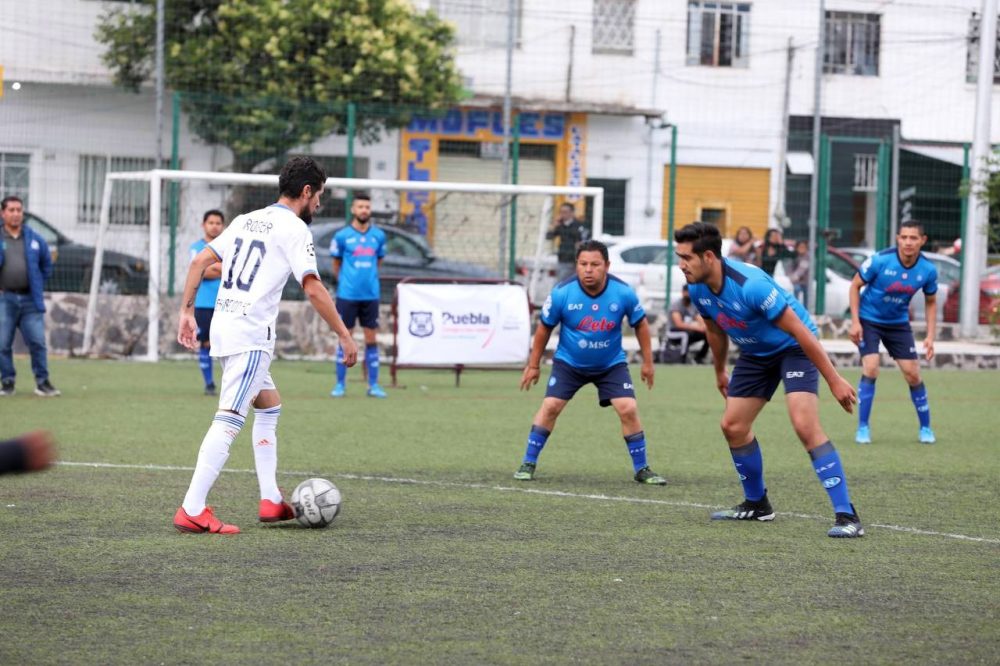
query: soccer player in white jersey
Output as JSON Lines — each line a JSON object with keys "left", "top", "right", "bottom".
{"left": 173, "top": 156, "right": 358, "bottom": 534}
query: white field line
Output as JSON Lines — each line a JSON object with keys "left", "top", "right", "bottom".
{"left": 57, "top": 460, "right": 1000, "bottom": 545}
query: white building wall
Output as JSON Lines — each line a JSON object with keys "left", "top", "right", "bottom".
{"left": 2, "top": 0, "right": 998, "bottom": 244}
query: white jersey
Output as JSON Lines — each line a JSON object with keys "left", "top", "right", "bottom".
{"left": 206, "top": 203, "right": 318, "bottom": 357}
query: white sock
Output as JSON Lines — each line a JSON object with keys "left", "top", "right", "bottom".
{"left": 182, "top": 412, "right": 245, "bottom": 516}
{"left": 252, "top": 405, "right": 282, "bottom": 502}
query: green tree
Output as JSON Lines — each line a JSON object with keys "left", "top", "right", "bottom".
{"left": 96, "top": 0, "right": 464, "bottom": 172}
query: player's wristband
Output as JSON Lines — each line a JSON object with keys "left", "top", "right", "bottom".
{"left": 528, "top": 365, "right": 539, "bottom": 370}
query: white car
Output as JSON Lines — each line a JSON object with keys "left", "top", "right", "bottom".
{"left": 839, "top": 247, "right": 959, "bottom": 322}
{"left": 517, "top": 237, "right": 679, "bottom": 307}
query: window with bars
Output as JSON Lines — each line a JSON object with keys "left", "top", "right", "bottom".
{"left": 0, "top": 153, "right": 30, "bottom": 209}
{"left": 824, "top": 11, "right": 880, "bottom": 76}
{"left": 593, "top": 0, "right": 636, "bottom": 55}
{"left": 77, "top": 155, "right": 165, "bottom": 225}
{"left": 966, "top": 12, "right": 1000, "bottom": 83}
{"left": 686, "top": 2, "right": 751, "bottom": 68}
{"left": 584, "top": 178, "right": 627, "bottom": 236}
{"left": 429, "top": 0, "right": 522, "bottom": 48}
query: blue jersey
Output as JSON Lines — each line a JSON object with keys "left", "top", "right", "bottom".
{"left": 540, "top": 275, "right": 646, "bottom": 371}
{"left": 330, "top": 225, "right": 386, "bottom": 301}
{"left": 689, "top": 259, "right": 818, "bottom": 357}
{"left": 190, "top": 238, "right": 220, "bottom": 309}
{"left": 858, "top": 248, "right": 938, "bottom": 325}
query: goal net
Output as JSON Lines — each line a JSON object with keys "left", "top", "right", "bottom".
{"left": 81, "top": 170, "right": 603, "bottom": 360}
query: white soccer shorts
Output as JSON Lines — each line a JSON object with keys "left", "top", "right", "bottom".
{"left": 217, "top": 350, "right": 275, "bottom": 417}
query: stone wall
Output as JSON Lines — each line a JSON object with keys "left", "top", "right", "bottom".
{"left": 15, "top": 293, "right": 1000, "bottom": 371}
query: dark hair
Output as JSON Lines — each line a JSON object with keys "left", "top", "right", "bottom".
{"left": 575, "top": 239, "right": 609, "bottom": 262}
{"left": 202, "top": 209, "right": 224, "bottom": 223}
{"left": 559, "top": 202, "right": 575, "bottom": 213}
{"left": 1, "top": 195, "right": 23, "bottom": 211}
{"left": 674, "top": 221, "right": 723, "bottom": 257}
{"left": 352, "top": 191, "right": 371, "bottom": 202}
{"left": 279, "top": 156, "right": 327, "bottom": 198}
{"left": 899, "top": 220, "right": 925, "bottom": 234}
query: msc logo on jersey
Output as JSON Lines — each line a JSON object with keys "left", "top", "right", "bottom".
{"left": 822, "top": 476, "right": 843, "bottom": 489}
{"left": 408, "top": 311, "right": 434, "bottom": 338}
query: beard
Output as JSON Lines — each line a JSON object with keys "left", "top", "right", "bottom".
{"left": 355, "top": 212, "right": 371, "bottom": 225}
{"left": 300, "top": 209, "right": 313, "bottom": 225}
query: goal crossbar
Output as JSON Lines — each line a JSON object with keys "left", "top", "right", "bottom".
{"left": 81, "top": 169, "right": 604, "bottom": 361}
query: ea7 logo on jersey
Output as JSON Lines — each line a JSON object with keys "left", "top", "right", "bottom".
{"left": 786, "top": 371, "right": 805, "bottom": 378}
{"left": 408, "top": 311, "right": 434, "bottom": 338}
{"left": 568, "top": 303, "right": 583, "bottom": 310}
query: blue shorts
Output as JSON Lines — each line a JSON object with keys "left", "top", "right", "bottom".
{"left": 194, "top": 307, "right": 214, "bottom": 344}
{"left": 728, "top": 346, "right": 819, "bottom": 400}
{"left": 858, "top": 319, "right": 917, "bottom": 360}
{"left": 544, "top": 360, "right": 635, "bottom": 407}
{"left": 336, "top": 298, "right": 379, "bottom": 329}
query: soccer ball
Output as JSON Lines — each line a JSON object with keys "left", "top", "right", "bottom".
{"left": 291, "top": 478, "right": 341, "bottom": 528}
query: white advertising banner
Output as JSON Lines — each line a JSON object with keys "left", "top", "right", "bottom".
{"left": 397, "top": 283, "right": 531, "bottom": 365}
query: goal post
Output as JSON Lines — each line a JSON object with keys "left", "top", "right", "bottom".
{"left": 81, "top": 169, "right": 603, "bottom": 361}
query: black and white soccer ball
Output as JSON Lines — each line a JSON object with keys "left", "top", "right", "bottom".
{"left": 291, "top": 478, "right": 341, "bottom": 528}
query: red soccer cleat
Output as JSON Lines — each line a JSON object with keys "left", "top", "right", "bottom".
{"left": 258, "top": 498, "right": 295, "bottom": 523}
{"left": 173, "top": 506, "right": 240, "bottom": 534}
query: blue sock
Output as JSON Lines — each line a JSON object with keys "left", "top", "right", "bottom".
{"left": 624, "top": 431, "right": 648, "bottom": 472}
{"left": 365, "top": 344, "right": 380, "bottom": 387}
{"left": 809, "top": 441, "right": 854, "bottom": 515}
{"left": 523, "top": 425, "right": 550, "bottom": 464}
{"left": 730, "top": 438, "right": 766, "bottom": 501}
{"left": 335, "top": 346, "right": 347, "bottom": 385}
{"left": 909, "top": 382, "right": 931, "bottom": 429}
{"left": 858, "top": 375, "right": 876, "bottom": 427}
{"left": 198, "top": 347, "right": 214, "bottom": 388}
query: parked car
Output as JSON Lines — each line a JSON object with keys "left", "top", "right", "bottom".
{"left": 282, "top": 219, "right": 501, "bottom": 301}
{"left": 518, "top": 236, "right": 858, "bottom": 316}
{"left": 638, "top": 240, "right": 859, "bottom": 317}
{"left": 839, "top": 247, "right": 959, "bottom": 322}
{"left": 517, "top": 237, "right": 679, "bottom": 307}
{"left": 942, "top": 264, "right": 1000, "bottom": 325}
{"left": 24, "top": 211, "right": 149, "bottom": 294}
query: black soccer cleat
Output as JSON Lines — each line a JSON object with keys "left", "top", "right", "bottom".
{"left": 34, "top": 380, "right": 61, "bottom": 397}
{"left": 513, "top": 462, "right": 536, "bottom": 481}
{"left": 828, "top": 505, "right": 865, "bottom": 538}
{"left": 711, "top": 494, "right": 775, "bottom": 521}
{"left": 634, "top": 466, "right": 667, "bottom": 485}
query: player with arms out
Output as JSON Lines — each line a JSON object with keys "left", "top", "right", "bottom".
{"left": 189, "top": 209, "right": 225, "bottom": 395}
{"left": 329, "top": 192, "right": 388, "bottom": 399}
{"left": 849, "top": 220, "right": 938, "bottom": 445}
{"left": 515, "top": 239, "right": 667, "bottom": 486}
{"left": 173, "top": 157, "right": 358, "bottom": 534}
{"left": 674, "top": 222, "right": 863, "bottom": 538}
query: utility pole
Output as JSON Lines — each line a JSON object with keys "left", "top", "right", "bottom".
{"left": 155, "top": 0, "right": 165, "bottom": 168}
{"left": 962, "top": 0, "right": 998, "bottom": 336}
{"left": 644, "top": 29, "right": 662, "bottom": 219}
{"left": 773, "top": 37, "right": 794, "bottom": 227}
{"left": 499, "top": 0, "right": 516, "bottom": 275}
{"left": 807, "top": 0, "right": 825, "bottom": 315}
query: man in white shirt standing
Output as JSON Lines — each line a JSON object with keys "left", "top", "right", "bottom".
{"left": 173, "top": 156, "right": 358, "bottom": 534}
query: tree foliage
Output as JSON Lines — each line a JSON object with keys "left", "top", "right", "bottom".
{"left": 96, "top": 0, "right": 464, "bottom": 170}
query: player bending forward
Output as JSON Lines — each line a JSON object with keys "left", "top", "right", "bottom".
{"left": 674, "top": 222, "right": 863, "bottom": 538}
{"left": 173, "top": 157, "right": 358, "bottom": 534}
